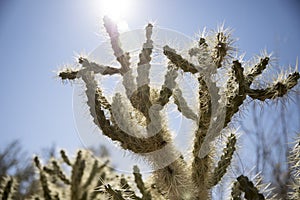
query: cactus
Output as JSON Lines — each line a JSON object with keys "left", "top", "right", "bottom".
{"left": 31, "top": 149, "right": 121, "bottom": 200}
{"left": 56, "top": 17, "right": 299, "bottom": 199}
{"left": 1, "top": 17, "right": 298, "bottom": 199}
{"left": 0, "top": 176, "right": 18, "bottom": 200}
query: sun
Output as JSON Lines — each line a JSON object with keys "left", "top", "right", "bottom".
{"left": 100, "top": 0, "right": 134, "bottom": 31}
{"left": 101, "top": 0, "right": 133, "bottom": 21}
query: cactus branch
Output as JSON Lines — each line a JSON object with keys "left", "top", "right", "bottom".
{"left": 212, "top": 30, "right": 234, "bottom": 68}
{"left": 191, "top": 75, "right": 212, "bottom": 199}
{"left": 104, "top": 184, "right": 126, "bottom": 200}
{"left": 103, "top": 16, "right": 130, "bottom": 74}
{"left": 231, "top": 181, "right": 242, "bottom": 200}
{"left": 103, "top": 16, "right": 137, "bottom": 105}
{"left": 60, "top": 150, "right": 72, "bottom": 166}
{"left": 0, "top": 177, "right": 15, "bottom": 200}
{"left": 51, "top": 160, "right": 71, "bottom": 185}
{"left": 246, "top": 57, "right": 270, "bottom": 85}
{"left": 173, "top": 87, "right": 198, "bottom": 121}
{"left": 246, "top": 72, "right": 300, "bottom": 101}
{"left": 156, "top": 66, "right": 178, "bottom": 107}
{"left": 237, "top": 175, "right": 265, "bottom": 200}
{"left": 83, "top": 160, "right": 104, "bottom": 189}
{"left": 224, "top": 60, "right": 247, "bottom": 128}
{"left": 133, "top": 165, "right": 152, "bottom": 199}
{"left": 130, "top": 24, "right": 154, "bottom": 121}
{"left": 136, "top": 23, "right": 153, "bottom": 88}
{"left": 34, "top": 157, "right": 53, "bottom": 200}
{"left": 71, "top": 151, "right": 86, "bottom": 200}
{"left": 58, "top": 58, "right": 121, "bottom": 81}
{"left": 209, "top": 133, "right": 236, "bottom": 187}
{"left": 163, "top": 45, "right": 198, "bottom": 74}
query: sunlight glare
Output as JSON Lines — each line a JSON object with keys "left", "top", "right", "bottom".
{"left": 100, "top": 0, "right": 134, "bottom": 32}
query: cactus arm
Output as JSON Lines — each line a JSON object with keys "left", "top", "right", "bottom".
{"left": 131, "top": 24, "right": 154, "bottom": 121}
{"left": 237, "top": 175, "right": 265, "bottom": 200}
{"left": 173, "top": 87, "right": 198, "bottom": 122}
{"left": 211, "top": 30, "right": 234, "bottom": 68}
{"left": 163, "top": 45, "right": 198, "bottom": 74}
{"left": 133, "top": 165, "right": 152, "bottom": 200}
{"left": 104, "top": 184, "right": 126, "bottom": 200}
{"left": 246, "top": 72, "right": 300, "bottom": 101}
{"left": 34, "top": 156, "right": 53, "bottom": 200}
{"left": 52, "top": 160, "right": 71, "bottom": 185}
{"left": 209, "top": 133, "right": 236, "bottom": 187}
{"left": 231, "top": 181, "right": 242, "bottom": 200}
{"left": 245, "top": 57, "right": 270, "bottom": 85}
{"left": 223, "top": 60, "right": 247, "bottom": 128}
{"left": 70, "top": 151, "right": 86, "bottom": 200}
{"left": 191, "top": 75, "right": 212, "bottom": 199}
{"left": 0, "top": 177, "right": 16, "bottom": 200}
{"left": 58, "top": 58, "right": 121, "bottom": 81}
{"left": 155, "top": 66, "right": 178, "bottom": 107}
{"left": 103, "top": 16, "right": 130, "bottom": 74}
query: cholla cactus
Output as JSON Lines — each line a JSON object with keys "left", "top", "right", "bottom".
{"left": 57, "top": 17, "right": 300, "bottom": 200}
{"left": 29, "top": 149, "right": 154, "bottom": 200}
{"left": 32, "top": 149, "right": 115, "bottom": 200}
{"left": 0, "top": 176, "right": 18, "bottom": 200}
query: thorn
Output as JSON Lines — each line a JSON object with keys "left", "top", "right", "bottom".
{"left": 295, "top": 56, "right": 298, "bottom": 72}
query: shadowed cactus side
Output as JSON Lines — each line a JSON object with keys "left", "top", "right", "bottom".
{"left": 56, "top": 17, "right": 299, "bottom": 199}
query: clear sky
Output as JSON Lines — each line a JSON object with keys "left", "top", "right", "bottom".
{"left": 0, "top": 0, "right": 299, "bottom": 165}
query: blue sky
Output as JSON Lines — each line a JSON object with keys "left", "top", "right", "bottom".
{"left": 0, "top": 0, "right": 299, "bottom": 163}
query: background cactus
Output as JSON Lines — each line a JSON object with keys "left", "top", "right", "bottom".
{"left": 0, "top": 141, "right": 38, "bottom": 199}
